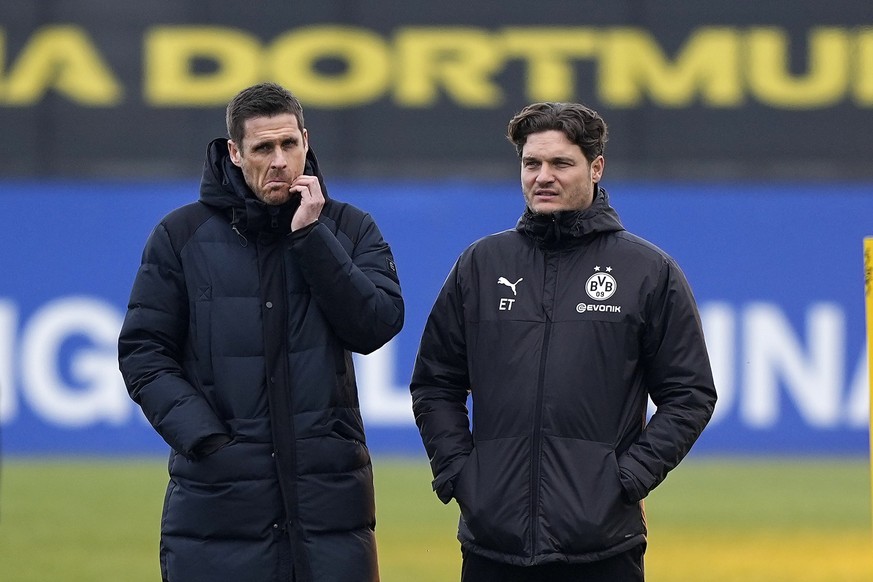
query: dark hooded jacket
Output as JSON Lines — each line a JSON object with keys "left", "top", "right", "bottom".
{"left": 118, "top": 139, "right": 404, "bottom": 582}
{"left": 410, "top": 187, "right": 716, "bottom": 566}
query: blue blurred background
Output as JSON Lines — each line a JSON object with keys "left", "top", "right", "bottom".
{"left": 1, "top": 1, "right": 870, "bottom": 460}
{"left": 1, "top": 181, "right": 869, "bottom": 457}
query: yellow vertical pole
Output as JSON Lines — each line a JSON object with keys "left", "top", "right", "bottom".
{"left": 863, "top": 238, "right": 873, "bottom": 537}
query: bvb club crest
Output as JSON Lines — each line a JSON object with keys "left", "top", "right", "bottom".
{"left": 586, "top": 266, "right": 616, "bottom": 301}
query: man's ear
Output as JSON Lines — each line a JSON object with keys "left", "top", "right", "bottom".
{"left": 227, "top": 140, "right": 242, "bottom": 167}
{"left": 591, "top": 155, "right": 605, "bottom": 183}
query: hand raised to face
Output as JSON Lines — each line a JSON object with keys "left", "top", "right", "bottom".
{"left": 289, "top": 174, "right": 324, "bottom": 231}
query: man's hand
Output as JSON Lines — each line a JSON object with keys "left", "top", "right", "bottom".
{"left": 289, "top": 174, "right": 324, "bottom": 231}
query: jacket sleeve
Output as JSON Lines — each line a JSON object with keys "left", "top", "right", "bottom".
{"left": 289, "top": 214, "right": 404, "bottom": 354}
{"left": 117, "top": 222, "right": 228, "bottom": 459}
{"left": 617, "top": 257, "right": 717, "bottom": 502}
{"left": 409, "top": 260, "right": 474, "bottom": 504}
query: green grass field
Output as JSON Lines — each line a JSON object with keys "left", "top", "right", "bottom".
{"left": 1, "top": 456, "right": 870, "bottom": 581}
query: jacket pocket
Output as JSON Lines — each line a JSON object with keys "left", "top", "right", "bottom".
{"left": 296, "top": 433, "right": 375, "bottom": 532}
{"left": 453, "top": 436, "right": 530, "bottom": 554}
{"left": 164, "top": 441, "right": 280, "bottom": 540}
{"left": 539, "top": 436, "right": 645, "bottom": 554}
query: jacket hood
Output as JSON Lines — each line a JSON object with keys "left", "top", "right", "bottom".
{"left": 198, "top": 138, "right": 330, "bottom": 236}
{"left": 516, "top": 184, "right": 625, "bottom": 249}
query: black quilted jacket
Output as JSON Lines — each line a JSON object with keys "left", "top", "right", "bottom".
{"left": 119, "top": 139, "right": 403, "bottom": 581}
{"left": 410, "top": 187, "right": 715, "bottom": 566}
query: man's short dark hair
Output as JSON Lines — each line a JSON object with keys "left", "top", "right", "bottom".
{"left": 226, "top": 82, "right": 305, "bottom": 146}
{"left": 507, "top": 102, "right": 608, "bottom": 163}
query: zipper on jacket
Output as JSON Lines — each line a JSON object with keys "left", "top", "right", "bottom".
{"left": 529, "top": 251, "right": 557, "bottom": 557}
{"left": 259, "top": 240, "right": 308, "bottom": 578}
{"left": 529, "top": 317, "right": 551, "bottom": 556}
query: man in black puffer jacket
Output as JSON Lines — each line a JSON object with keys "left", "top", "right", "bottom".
{"left": 410, "top": 102, "right": 716, "bottom": 581}
{"left": 119, "top": 83, "right": 404, "bottom": 582}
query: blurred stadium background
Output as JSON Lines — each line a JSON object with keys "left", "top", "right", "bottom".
{"left": 1, "top": 1, "right": 872, "bottom": 580}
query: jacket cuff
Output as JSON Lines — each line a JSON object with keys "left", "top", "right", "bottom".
{"left": 618, "top": 454, "right": 656, "bottom": 503}
{"left": 191, "top": 433, "right": 233, "bottom": 460}
{"left": 432, "top": 455, "right": 469, "bottom": 504}
{"left": 619, "top": 467, "right": 646, "bottom": 503}
{"left": 288, "top": 220, "right": 319, "bottom": 241}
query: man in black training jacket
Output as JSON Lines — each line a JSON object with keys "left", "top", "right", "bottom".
{"left": 410, "top": 102, "right": 716, "bottom": 581}
{"left": 119, "top": 82, "right": 404, "bottom": 582}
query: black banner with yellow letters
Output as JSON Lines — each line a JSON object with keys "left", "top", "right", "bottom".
{"left": 2, "top": 0, "right": 872, "bottom": 180}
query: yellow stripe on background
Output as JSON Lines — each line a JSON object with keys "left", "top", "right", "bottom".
{"left": 863, "top": 237, "right": 873, "bottom": 541}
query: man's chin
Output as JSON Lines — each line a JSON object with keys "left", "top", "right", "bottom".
{"left": 529, "top": 202, "right": 563, "bottom": 215}
{"left": 259, "top": 187, "right": 292, "bottom": 205}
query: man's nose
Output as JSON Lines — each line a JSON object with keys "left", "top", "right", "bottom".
{"left": 270, "top": 147, "right": 287, "bottom": 168}
{"left": 536, "top": 164, "right": 555, "bottom": 183}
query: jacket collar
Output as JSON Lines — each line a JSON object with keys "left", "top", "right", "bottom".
{"left": 516, "top": 185, "right": 625, "bottom": 249}
{"left": 197, "top": 138, "right": 330, "bottom": 236}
